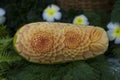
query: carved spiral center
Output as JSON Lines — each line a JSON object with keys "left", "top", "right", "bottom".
{"left": 64, "top": 31, "right": 81, "bottom": 48}
{"left": 30, "top": 31, "right": 54, "bottom": 53}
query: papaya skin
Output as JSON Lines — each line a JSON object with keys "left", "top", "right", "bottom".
{"left": 13, "top": 27, "right": 22, "bottom": 53}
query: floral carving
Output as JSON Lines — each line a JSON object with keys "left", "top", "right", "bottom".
{"left": 30, "top": 31, "right": 54, "bottom": 53}
{"left": 14, "top": 22, "right": 108, "bottom": 64}
{"left": 64, "top": 27, "right": 81, "bottom": 49}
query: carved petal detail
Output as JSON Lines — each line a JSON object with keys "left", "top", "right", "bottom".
{"left": 64, "top": 27, "right": 81, "bottom": 49}
{"left": 89, "top": 42, "right": 105, "bottom": 54}
{"left": 90, "top": 28, "right": 103, "bottom": 42}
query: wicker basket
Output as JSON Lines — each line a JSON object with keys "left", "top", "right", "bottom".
{"left": 57, "top": 0, "right": 114, "bottom": 11}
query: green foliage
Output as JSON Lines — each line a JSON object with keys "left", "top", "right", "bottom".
{"left": 0, "top": 76, "right": 7, "bottom": 80}
{"left": 62, "top": 61, "right": 99, "bottom": 80}
{"left": 6, "top": 55, "right": 120, "bottom": 80}
{"left": 84, "top": 11, "right": 110, "bottom": 28}
{"left": 87, "top": 55, "right": 120, "bottom": 80}
{"left": 112, "top": 45, "right": 120, "bottom": 60}
{"left": 0, "top": 62, "right": 10, "bottom": 76}
{"left": 0, "top": 37, "right": 21, "bottom": 79}
{"left": 0, "top": 37, "right": 21, "bottom": 63}
{"left": 0, "top": 51, "right": 21, "bottom": 63}
{"left": 0, "top": 25, "right": 9, "bottom": 38}
{"left": 6, "top": 61, "right": 99, "bottom": 80}
{"left": 91, "top": 61, "right": 120, "bottom": 80}
{"left": 84, "top": 12, "right": 101, "bottom": 26}
{"left": 96, "top": 11, "right": 111, "bottom": 28}
{"left": 111, "top": 0, "right": 120, "bottom": 23}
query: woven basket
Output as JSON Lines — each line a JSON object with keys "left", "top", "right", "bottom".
{"left": 57, "top": 0, "right": 114, "bottom": 11}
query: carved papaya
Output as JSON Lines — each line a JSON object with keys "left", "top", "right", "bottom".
{"left": 14, "top": 22, "right": 108, "bottom": 64}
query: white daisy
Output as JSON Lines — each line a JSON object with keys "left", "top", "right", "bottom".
{"left": 107, "top": 22, "right": 120, "bottom": 44}
{"left": 42, "top": 4, "right": 62, "bottom": 22}
{"left": 0, "top": 8, "right": 6, "bottom": 16}
{"left": 73, "top": 14, "right": 89, "bottom": 25}
{"left": 0, "top": 8, "right": 6, "bottom": 24}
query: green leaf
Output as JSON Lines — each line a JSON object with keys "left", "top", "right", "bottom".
{"left": 100, "top": 62, "right": 120, "bottom": 80}
{"left": 0, "top": 51, "right": 21, "bottom": 63}
{"left": 0, "top": 37, "right": 21, "bottom": 63}
{"left": 0, "top": 76, "right": 7, "bottom": 80}
{"left": 90, "top": 57, "right": 120, "bottom": 80}
{"left": 111, "top": 0, "right": 120, "bottom": 23}
{"left": 112, "top": 45, "right": 120, "bottom": 60}
{"left": 84, "top": 12, "right": 101, "bottom": 26}
{"left": 62, "top": 61, "right": 99, "bottom": 80}
{"left": 6, "top": 61, "right": 99, "bottom": 80}
{"left": 0, "top": 25, "right": 9, "bottom": 38}
{"left": 0, "top": 62, "right": 10, "bottom": 76}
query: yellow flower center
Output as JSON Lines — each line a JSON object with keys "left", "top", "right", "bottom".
{"left": 45, "top": 7, "right": 56, "bottom": 17}
{"left": 75, "top": 17, "right": 84, "bottom": 24}
{"left": 112, "top": 27, "right": 120, "bottom": 37}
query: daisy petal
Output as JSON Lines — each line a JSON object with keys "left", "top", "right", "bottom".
{"left": 51, "top": 4, "right": 60, "bottom": 11}
{"left": 115, "top": 38, "right": 120, "bottom": 44}
{"left": 0, "top": 16, "right": 6, "bottom": 24}
{"left": 73, "top": 17, "right": 77, "bottom": 24}
{"left": 83, "top": 20, "right": 89, "bottom": 25}
{"left": 79, "top": 15, "right": 88, "bottom": 21}
{"left": 54, "top": 12, "right": 62, "bottom": 20}
{"left": 42, "top": 12, "right": 48, "bottom": 20}
{"left": 107, "top": 30, "right": 116, "bottom": 41}
{"left": 46, "top": 17, "right": 54, "bottom": 22}
{"left": 0, "top": 8, "right": 6, "bottom": 16}
{"left": 107, "top": 22, "right": 119, "bottom": 30}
